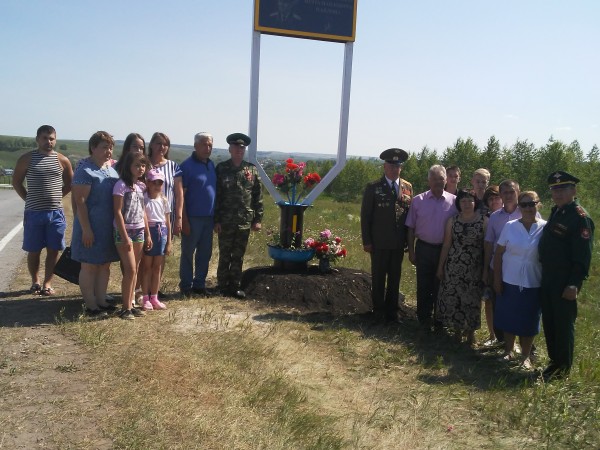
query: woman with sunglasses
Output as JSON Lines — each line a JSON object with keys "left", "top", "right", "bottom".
{"left": 493, "top": 191, "right": 546, "bottom": 369}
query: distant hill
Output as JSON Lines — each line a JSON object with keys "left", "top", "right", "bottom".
{"left": 0, "top": 135, "right": 340, "bottom": 169}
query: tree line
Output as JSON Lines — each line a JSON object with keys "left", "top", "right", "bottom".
{"left": 283, "top": 136, "right": 598, "bottom": 206}
{"left": 0, "top": 136, "right": 36, "bottom": 152}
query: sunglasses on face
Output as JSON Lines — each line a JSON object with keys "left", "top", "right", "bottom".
{"left": 518, "top": 201, "right": 539, "bottom": 208}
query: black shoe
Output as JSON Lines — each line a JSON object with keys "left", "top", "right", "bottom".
{"left": 97, "top": 303, "right": 118, "bottom": 313}
{"left": 131, "top": 307, "right": 146, "bottom": 318}
{"left": 192, "top": 287, "right": 208, "bottom": 296}
{"left": 542, "top": 364, "right": 567, "bottom": 382}
{"left": 158, "top": 290, "right": 168, "bottom": 300}
{"left": 180, "top": 289, "right": 192, "bottom": 298}
{"left": 119, "top": 309, "right": 135, "bottom": 321}
{"left": 105, "top": 294, "right": 118, "bottom": 305}
{"left": 213, "top": 286, "right": 227, "bottom": 296}
{"left": 233, "top": 290, "right": 246, "bottom": 299}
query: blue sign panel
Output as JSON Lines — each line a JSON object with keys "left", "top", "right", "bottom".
{"left": 254, "top": 0, "right": 357, "bottom": 42}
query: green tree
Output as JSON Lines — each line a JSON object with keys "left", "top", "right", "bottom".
{"left": 441, "top": 137, "right": 480, "bottom": 188}
{"left": 480, "top": 136, "right": 510, "bottom": 184}
{"left": 404, "top": 146, "right": 439, "bottom": 194}
{"left": 327, "top": 158, "right": 380, "bottom": 202}
{"left": 503, "top": 139, "right": 538, "bottom": 192}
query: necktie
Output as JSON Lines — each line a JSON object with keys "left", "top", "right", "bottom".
{"left": 391, "top": 181, "right": 398, "bottom": 197}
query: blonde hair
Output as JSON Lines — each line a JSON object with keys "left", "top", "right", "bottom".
{"left": 473, "top": 168, "right": 490, "bottom": 181}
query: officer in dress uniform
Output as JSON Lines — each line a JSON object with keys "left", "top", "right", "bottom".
{"left": 214, "top": 133, "right": 263, "bottom": 299}
{"left": 538, "top": 171, "right": 594, "bottom": 381}
{"left": 361, "top": 148, "right": 413, "bottom": 322}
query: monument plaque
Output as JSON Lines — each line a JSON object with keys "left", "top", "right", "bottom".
{"left": 254, "top": 0, "right": 357, "bottom": 42}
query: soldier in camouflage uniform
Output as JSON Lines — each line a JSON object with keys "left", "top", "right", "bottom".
{"left": 538, "top": 171, "right": 594, "bottom": 381}
{"left": 214, "top": 133, "right": 263, "bottom": 298}
{"left": 361, "top": 148, "right": 413, "bottom": 322}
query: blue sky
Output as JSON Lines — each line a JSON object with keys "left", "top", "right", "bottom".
{"left": 1, "top": 0, "right": 598, "bottom": 157}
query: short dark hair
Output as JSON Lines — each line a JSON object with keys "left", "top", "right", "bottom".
{"left": 499, "top": 179, "right": 520, "bottom": 193}
{"left": 148, "top": 132, "right": 171, "bottom": 159}
{"left": 36, "top": 125, "right": 56, "bottom": 138}
{"left": 88, "top": 131, "right": 114, "bottom": 155}
{"left": 446, "top": 165, "right": 461, "bottom": 176}
{"left": 483, "top": 185, "right": 500, "bottom": 206}
{"left": 455, "top": 189, "right": 476, "bottom": 212}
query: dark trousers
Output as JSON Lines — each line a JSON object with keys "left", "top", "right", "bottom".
{"left": 540, "top": 273, "right": 577, "bottom": 373}
{"left": 217, "top": 226, "right": 250, "bottom": 290}
{"left": 371, "top": 249, "right": 404, "bottom": 319}
{"left": 415, "top": 240, "right": 442, "bottom": 325}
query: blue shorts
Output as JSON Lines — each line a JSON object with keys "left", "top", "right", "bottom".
{"left": 145, "top": 223, "right": 167, "bottom": 256}
{"left": 114, "top": 227, "right": 145, "bottom": 244}
{"left": 22, "top": 209, "right": 66, "bottom": 252}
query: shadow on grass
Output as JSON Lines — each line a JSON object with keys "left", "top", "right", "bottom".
{"left": 252, "top": 309, "right": 534, "bottom": 391}
{"left": 0, "top": 293, "right": 84, "bottom": 327}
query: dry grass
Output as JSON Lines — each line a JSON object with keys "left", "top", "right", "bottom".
{"left": 1, "top": 195, "right": 599, "bottom": 449}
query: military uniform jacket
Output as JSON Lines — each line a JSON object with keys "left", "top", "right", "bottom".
{"left": 214, "top": 159, "right": 264, "bottom": 228}
{"left": 361, "top": 176, "right": 413, "bottom": 250}
{"left": 538, "top": 199, "right": 594, "bottom": 288}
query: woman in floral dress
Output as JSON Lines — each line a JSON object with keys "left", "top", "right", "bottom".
{"left": 436, "top": 189, "right": 488, "bottom": 344}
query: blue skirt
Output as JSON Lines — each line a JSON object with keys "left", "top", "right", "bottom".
{"left": 494, "top": 282, "right": 541, "bottom": 336}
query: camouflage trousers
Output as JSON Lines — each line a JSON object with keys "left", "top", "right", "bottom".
{"left": 217, "top": 225, "right": 251, "bottom": 290}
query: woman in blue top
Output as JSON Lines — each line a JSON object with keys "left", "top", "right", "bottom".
{"left": 71, "top": 131, "right": 120, "bottom": 317}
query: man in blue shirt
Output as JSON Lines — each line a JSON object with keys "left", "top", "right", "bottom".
{"left": 179, "top": 132, "right": 217, "bottom": 297}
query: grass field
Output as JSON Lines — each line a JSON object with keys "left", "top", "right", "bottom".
{"left": 1, "top": 195, "right": 599, "bottom": 449}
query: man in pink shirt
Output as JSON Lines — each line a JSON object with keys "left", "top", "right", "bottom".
{"left": 406, "top": 165, "right": 458, "bottom": 330}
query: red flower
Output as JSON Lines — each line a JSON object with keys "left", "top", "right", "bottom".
{"left": 303, "top": 172, "right": 321, "bottom": 187}
{"left": 335, "top": 237, "right": 342, "bottom": 243}
{"left": 286, "top": 158, "right": 294, "bottom": 164}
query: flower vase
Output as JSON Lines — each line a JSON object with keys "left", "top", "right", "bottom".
{"left": 318, "top": 258, "right": 331, "bottom": 274}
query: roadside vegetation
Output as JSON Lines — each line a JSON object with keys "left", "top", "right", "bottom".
{"left": 1, "top": 133, "right": 599, "bottom": 448}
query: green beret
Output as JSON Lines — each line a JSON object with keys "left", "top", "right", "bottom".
{"left": 379, "top": 148, "right": 408, "bottom": 165}
{"left": 226, "top": 133, "right": 251, "bottom": 146}
{"left": 547, "top": 171, "right": 580, "bottom": 189}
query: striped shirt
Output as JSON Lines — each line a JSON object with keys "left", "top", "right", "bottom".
{"left": 153, "top": 159, "right": 182, "bottom": 220}
{"left": 25, "top": 150, "right": 64, "bottom": 211}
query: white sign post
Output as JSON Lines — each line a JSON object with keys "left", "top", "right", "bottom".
{"left": 248, "top": 0, "right": 357, "bottom": 206}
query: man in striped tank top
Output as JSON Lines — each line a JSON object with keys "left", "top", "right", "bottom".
{"left": 12, "top": 125, "right": 73, "bottom": 296}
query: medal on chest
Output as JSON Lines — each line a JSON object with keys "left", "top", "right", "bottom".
{"left": 243, "top": 167, "right": 253, "bottom": 182}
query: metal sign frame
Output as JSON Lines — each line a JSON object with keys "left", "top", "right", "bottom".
{"left": 248, "top": 4, "right": 355, "bottom": 205}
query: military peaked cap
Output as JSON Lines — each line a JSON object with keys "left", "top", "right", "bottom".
{"left": 226, "top": 133, "right": 251, "bottom": 146}
{"left": 379, "top": 148, "right": 408, "bottom": 165}
{"left": 547, "top": 171, "right": 580, "bottom": 189}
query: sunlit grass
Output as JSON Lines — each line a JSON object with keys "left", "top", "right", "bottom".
{"left": 10, "top": 194, "right": 598, "bottom": 448}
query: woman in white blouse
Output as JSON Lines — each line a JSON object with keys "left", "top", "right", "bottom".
{"left": 493, "top": 191, "right": 546, "bottom": 369}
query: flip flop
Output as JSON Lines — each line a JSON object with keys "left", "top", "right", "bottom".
{"left": 40, "top": 287, "right": 55, "bottom": 296}
{"left": 30, "top": 283, "right": 41, "bottom": 294}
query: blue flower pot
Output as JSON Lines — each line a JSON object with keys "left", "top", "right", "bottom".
{"left": 268, "top": 244, "right": 315, "bottom": 262}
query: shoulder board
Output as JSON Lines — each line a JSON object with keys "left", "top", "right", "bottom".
{"left": 575, "top": 206, "right": 588, "bottom": 218}
{"left": 400, "top": 178, "right": 412, "bottom": 188}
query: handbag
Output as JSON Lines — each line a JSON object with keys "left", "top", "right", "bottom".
{"left": 53, "top": 246, "right": 81, "bottom": 285}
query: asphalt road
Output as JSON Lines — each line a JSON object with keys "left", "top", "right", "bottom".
{"left": 0, "top": 188, "right": 26, "bottom": 294}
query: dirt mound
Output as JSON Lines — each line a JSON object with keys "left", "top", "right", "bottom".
{"left": 241, "top": 266, "right": 373, "bottom": 315}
